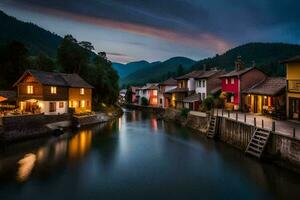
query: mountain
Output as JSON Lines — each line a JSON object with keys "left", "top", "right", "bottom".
{"left": 191, "top": 42, "right": 300, "bottom": 76}
{"left": 0, "top": 10, "right": 63, "bottom": 57}
{"left": 120, "top": 57, "right": 196, "bottom": 86}
{"left": 112, "top": 60, "right": 156, "bottom": 78}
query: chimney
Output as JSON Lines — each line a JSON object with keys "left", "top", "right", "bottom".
{"left": 235, "top": 55, "right": 244, "bottom": 71}
{"left": 203, "top": 64, "right": 207, "bottom": 71}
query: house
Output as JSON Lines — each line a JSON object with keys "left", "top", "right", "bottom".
{"left": 282, "top": 56, "right": 300, "bottom": 121}
{"left": 158, "top": 78, "right": 177, "bottom": 108}
{"left": 219, "top": 57, "right": 267, "bottom": 110}
{"left": 130, "top": 86, "right": 140, "bottom": 103}
{"left": 13, "top": 70, "right": 93, "bottom": 115}
{"left": 119, "top": 89, "right": 127, "bottom": 104}
{"left": 242, "top": 77, "right": 286, "bottom": 115}
{"left": 136, "top": 83, "right": 158, "bottom": 106}
{"left": 168, "top": 71, "right": 203, "bottom": 109}
{"left": 195, "top": 69, "right": 225, "bottom": 101}
{"left": 0, "top": 90, "right": 17, "bottom": 112}
{"left": 183, "top": 93, "right": 201, "bottom": 111}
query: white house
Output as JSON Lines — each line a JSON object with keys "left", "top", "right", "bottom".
{"left": 194, "top": 69, "right": 225, "bottom": 100}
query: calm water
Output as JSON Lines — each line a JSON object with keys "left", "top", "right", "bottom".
{"left": 0, "top": 110, "right": 300, "bottom": 200}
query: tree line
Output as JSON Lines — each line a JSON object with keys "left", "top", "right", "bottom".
{"left": 0, "top": 35, "right": 119, "bottom": 108}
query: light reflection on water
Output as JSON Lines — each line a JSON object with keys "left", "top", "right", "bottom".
{"left": 0, "top": 110, "right": 300, "bottom": 199}
{"left": 17, "top": 153, "right": 36, "bottom": 182}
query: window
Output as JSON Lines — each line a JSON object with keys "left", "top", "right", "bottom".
{"left": 153, "top": 90, "right": 157, "bottom": 96}
{"left": 27, "top": 85, "right": 33, "bottom": 94}
{"left": 51, "top": 86, "right": 57, "bottom": 94}
{"left": 81, "top": 100, "right": 85, "bottom": 108}
{"left": 49, "top": 102, "right": 56, "bottom": 112}
{"left": 225, "top": 79, "right": 228, "bottom": 85}
{"left": 160, "top": 98, "right": 163, "bottom": 104}
{"left": 202, "top": 93, "right": 206, "bottom": 100}
{"left": 78, "top": 101, "right": 81, "bottom": 108}
{"left": 202, "top": 80, "right": 206, "bottom": 87}
{"left": 80, "top": 88, "right": 85, "bottom": 95}
{"left": 87, "top": 100, "right": 90, "bottom": 107}
{"left": 69, "top": 101, "right": 73, "bottom": 108}
{"left": 231, "top": 78, "right": 235, "bottom": 84}
{"left": 59, "top": 102, "right": 64, "bottom": 108}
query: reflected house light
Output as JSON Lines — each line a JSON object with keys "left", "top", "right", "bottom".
{"left": 118, "top": 117, "right": 122, "bottom": 130}
{"left": 17, "top": 153, "right": 36, "bottom": 182}
{"left": 151, "top": 118, "right": 158, "bottom": 131}
{"left": 68, "top": 130, "right": 92, "bottom": 159}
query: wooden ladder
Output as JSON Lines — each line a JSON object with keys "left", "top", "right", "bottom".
{"left": 245, "top": 128, "right": 271, "bottom": 159}
{"left": 207, "top": 116, "right": 217, "bottom": 139}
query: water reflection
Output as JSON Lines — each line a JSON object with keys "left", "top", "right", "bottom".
{"left": 0, "top": 110, "right": 300, "bottom": 200}
{"left": 68, "top": 130, "right": 92, "bottom": 159}
{"left": 17, "top": 153, "right": 36, "bottom": 182}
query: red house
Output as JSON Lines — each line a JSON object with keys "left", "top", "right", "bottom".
{"left": 220, "top": 57, "right": 267, "bottom": 110}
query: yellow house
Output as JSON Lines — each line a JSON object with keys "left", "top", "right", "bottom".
{"left": 60, "top": 73, "right": 93, "bottom": 113}
{"left": 282, "top": 56, "right": 300, "bottom": 120}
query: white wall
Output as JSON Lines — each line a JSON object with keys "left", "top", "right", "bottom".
{"left": 39, "top": 101, "right": 68, "bottom": 115}
{"left": 188, "top": 78, "right": 195, "bottom": 91}
{"left": 195, "top": 79, "right": 207, "bottom": 100}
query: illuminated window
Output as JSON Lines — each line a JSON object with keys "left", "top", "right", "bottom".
{"left": 81, "top": 100, "right": 85, "bottom": 108}
{"left": 51, "top": 86, "right": 57, "bottom": 94}
{"left": 231, "top": 78, "right": 235, "bottom": 84}
{"left": 80, "top": 88, "right": 85, "bottom": 95}
{"left": 231, "top": 95, "right": 234, "bottom": 103}
{"left": 69, "top": 101, "right": 73, "bottom": 107}
{"left": 152, "top": 98, "right": 157, "bottom": 104}
{"left": 153, "top": 90, "right": 157, "bottom": 96}
{"left": 225, "top": 79, "right": 228, "bottom": 85}
{"left": 27, "top": 85, "right": 33, "bottom": 94}
{"left": 59, "top": 102, "right": 64, "bottom": 108}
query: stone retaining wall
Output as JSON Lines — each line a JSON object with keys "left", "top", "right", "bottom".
{"left": 73, "top": 113, "right": 111, "bottom": 126}
{"left": 0, "top": 114, "right": 71, "bottom": 141}
{"left": 163, "top": 108, "right": 300, "bottom": 171}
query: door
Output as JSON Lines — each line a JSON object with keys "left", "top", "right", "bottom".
{"left": 254, "top": 96, "right": 258, "bottom": 113}
{"left": 49, "top": 102, "right": 56, "bottom": 113}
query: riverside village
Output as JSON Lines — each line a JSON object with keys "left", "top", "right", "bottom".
{"left": 1, "top": 2, "right": 300, "bottom": 199}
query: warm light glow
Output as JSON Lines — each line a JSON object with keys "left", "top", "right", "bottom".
{"left": 68, "top": 130, "right": 92, "bottom": 159}
{"left": 153, "top": 90, "right": 157, "bottom": 96}
{"left": 17, "top": 153, "right": 36, "bottom": 182}
{"left": 51, "top": 86, "right": 57, "bottom": 94}
{"left": 80, "top": 88, "right": 85, "bottom": 95}
{"left": 27, "top": 85, "right": 33, "bottom": 94}
{"left": 81, "top": 100, "right": 85, "bottom": 108}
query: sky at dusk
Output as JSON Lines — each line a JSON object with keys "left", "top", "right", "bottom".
{"left": 1, "top": 0, "right": 300, "bottom": 63}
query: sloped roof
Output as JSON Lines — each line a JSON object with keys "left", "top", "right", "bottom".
{"left": 164, "top": 87, "right": 188, "bottom": 94}
{"left": 140, "top": 83, "right": 158, "bottom": 90}
{"left": 14, "top": 70, "right": 93, "bottom": 88}
{"left": 242, "top": 77, "right": 286, "bottom": 96}
{"left": 60, "top": 73, "right": 93, "bottom": 88}
{"left": 0, "top": 90, "right": 16, "bottom": 102}
{"left": 176, "top": 70, "right": 203, "bottom": 80}
{"left": 183, "top": 93, "right": 201, "bottom": 103}
{"left": 209, "top": 86, "right": 222, "bottom": 95}
{"left": 281, "top": 55, "right": 300, "bottom": 64}
{"left": 195, "top": 70, "right": 224, "bottom": 79}
{"left": 219, "top": 67, "right": 255, "bottom": 78}
{"left": 159, "top": 78, "right": 177, "bottom": 86}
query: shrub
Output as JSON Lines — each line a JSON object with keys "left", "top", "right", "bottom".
{"left": 180, "top": 108, "right": 190, "bottom": 117}
{"left": 141, "top": 97, "right": 149, "bottom": 106}
{"left": 201, "top": 95, "right": 214, "bottom": 111}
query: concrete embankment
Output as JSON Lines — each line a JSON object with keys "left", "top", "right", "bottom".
{"left": 0, "top": 109, "right": 121, "bottom": 142}
{"left": 163, "top": 108, "right": 300, "bottom": 172}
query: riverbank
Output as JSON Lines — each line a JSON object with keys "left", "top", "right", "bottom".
{"left": 0, "top": 106, "right": 123, "bottom": 142}
{"left": 163, "top": 108, "right": 300, "bottom": 173}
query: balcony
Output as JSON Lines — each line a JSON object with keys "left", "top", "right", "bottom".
{"left": 288, "top": 80, "right": 300, "bottom": 93}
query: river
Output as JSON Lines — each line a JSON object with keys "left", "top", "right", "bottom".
{"left": 0, "top": 109, "right": 300, "bottom": 199}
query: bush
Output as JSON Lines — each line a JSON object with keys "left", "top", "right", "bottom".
{"left": 141, "top": 97, "right": 149, "bottom": 106}
{"left": 214, "top": 97, "right": 224, "bottom": 108}
{"left": 201, "top": 95, "right": 214, "bottom": 111}
{"left": 180, "top": 108, "right": 190, "bottom": 118}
